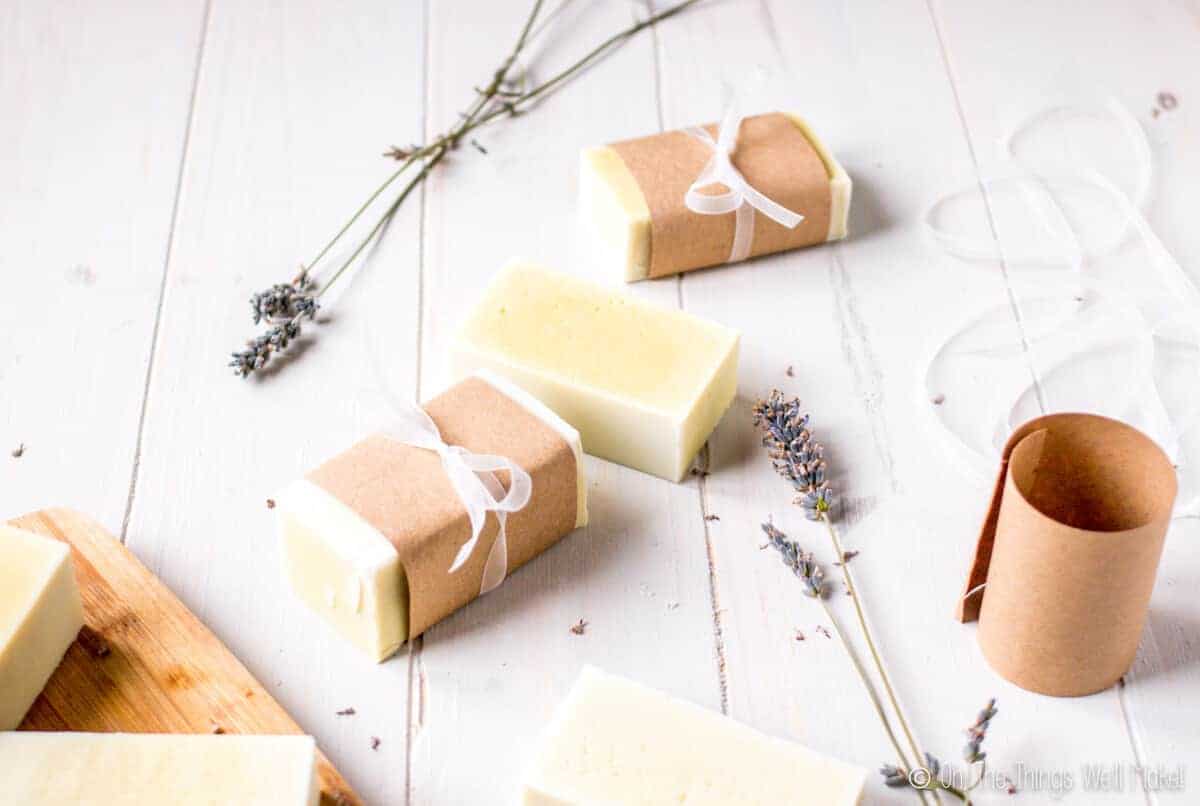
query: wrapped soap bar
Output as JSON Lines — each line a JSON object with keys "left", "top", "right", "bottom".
{"left": 453, "top": 261, "right": 739, "bottom": 482}
{"left": 278, "top": 371, "right": 586, "bottom": 661}
{"left": 581, "top": 111, "right": 851, "bottom": 281}
{"left": 523, "top": 667, "right": 867, "bottom": 804}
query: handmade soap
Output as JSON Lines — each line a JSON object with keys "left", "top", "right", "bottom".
{"left": 581, "top": 112, "right": 851, "bottom": 281}
{"left": 453, "top": 261, "right": 739, "bottom": 481}
{"left": 523, "top": 667, "right": 867, "bottom": 805}
{"left": 0, "top": 524, "right": 85, "bottom": 730}
{"left": 0, "top": 732, "right": 319, "bottom": 805}
{"left": 279, "top": 371, "right": 585, "bottom": 661}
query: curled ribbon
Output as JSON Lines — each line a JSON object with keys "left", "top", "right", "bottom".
{"left": 684, "top": 105, "right": 806, "bottom": 263}
{"left": 383, "top": 404, "right": 532, "bottom": 595}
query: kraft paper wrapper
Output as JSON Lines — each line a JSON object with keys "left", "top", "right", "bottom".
{"left": 306, "top": 377, "right": 578, "bottom": 640}
{"left": 958, "top": 413, "right": 1176, "bottom": 696}
{"left": 609, "top": 112, "right": 832, "bottom": 278}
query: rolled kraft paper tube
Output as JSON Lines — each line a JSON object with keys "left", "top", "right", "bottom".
{"left": 580, "top": 112, "right": 851, "bottom": 282}
{"left": 961, "top": 413, "right": 1176, "bottom": 697}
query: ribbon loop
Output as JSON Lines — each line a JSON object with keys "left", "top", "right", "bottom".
{"left": 382, "top": 404, "right": 532, "bottom": 595}
{"left": 683, "top": 106, "right": 805, "bottom": 263}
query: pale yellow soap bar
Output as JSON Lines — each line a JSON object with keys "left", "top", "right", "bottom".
{"left": 452, "top": 261, "right": 739, "bottom": 481}
{"left": 523, "top": 667, "right": 867, "bottom": 805}
{"left": 278, "top": 370, "right": 587, "bottom": 662}
{"left": 581, "top": 113, "right": 852, "bottom": 282}
{"left": 0, "top": 732, "right": 319, "bottom": 805}
{"left": 0, "top": 524, "right": 84, "bottom": 730}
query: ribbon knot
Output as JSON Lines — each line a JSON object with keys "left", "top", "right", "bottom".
{"left": 684, "top": 105, "right": 805, "bottom": 263}
{"left": 384, "top": 403, "right": 532, "bottom": 595}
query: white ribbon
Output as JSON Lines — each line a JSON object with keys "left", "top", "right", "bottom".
{"left": 684, "top": 105, "right": 806, "bottom": 263}
{"left": 383, "top": 404, "right": 532, "bottom": 595}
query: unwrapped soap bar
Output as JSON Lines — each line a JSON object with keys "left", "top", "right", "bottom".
{"left": 581, "top": 112, "right": 851, "bottom": 281}
{"left": 523, "top": 666, "right": 867, "bottom": 805}
{"left": 452, "top": 261, "right": 739, "bottom": 481}
{"left": 278, "top": 371, "right": 586, "bottom": 660}
{"left": 0, "top": 524, "right": 84, "bottom": 730}
{"left": 0, "top": 732, "right": 319, "bottom": 805}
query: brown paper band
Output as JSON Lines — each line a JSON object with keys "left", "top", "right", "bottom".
{"left": 306, "top": 377, "right": 578, "bottom": 639}
{"left": 958, "top": 413, "right": 1175, "bottom": 696}
{"left": 609, "top": 112, "right": 832, "bottom": 278}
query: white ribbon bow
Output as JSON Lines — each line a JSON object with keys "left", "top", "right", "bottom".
{"left": 383, "top": 405, "right": 532, "bottom": 595}
{"left": 684, "top": 106, "right": 806, "bottom": 263}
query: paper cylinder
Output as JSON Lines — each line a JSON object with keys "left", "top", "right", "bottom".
{"left": 958, "top": 413, "right": 1176, "bottom": 696}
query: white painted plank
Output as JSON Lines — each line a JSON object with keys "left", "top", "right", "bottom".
{"left": 657, "top": 0, "right": 1147, "bottom": 802}
{"left": 411, "top": 1, "right": 721, "bottom": 802}
{"left": 121, "top": 2, "right": 426, "bottom": 802}
{"left": 933, "top": 1, "right": 1200, "bottom": 799}
{"left": 0, "top": 0, "right": 205, "bottom": 534}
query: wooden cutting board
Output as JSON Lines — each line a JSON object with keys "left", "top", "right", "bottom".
{"left": 11, "top": 508, "right": 361, "bottom": 806}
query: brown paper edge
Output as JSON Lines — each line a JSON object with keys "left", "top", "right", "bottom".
{"left": 957, "top": 413, "right": 1175, "bottom": 623}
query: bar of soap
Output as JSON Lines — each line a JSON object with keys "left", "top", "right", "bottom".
{"left": 452, "top": 261, "right": 739, "bottom": 481}
{"left": 0, "top": 524, "right": 85, "bottom": 730}
{"left": 523, "top": 667, "right": 867, "bottom": 805}
{"left": 0, "top": 732, "right": 319, "bottom": 805}
{"left": 581, "top": 113, "right": 851, "bottom": 282}
{"left": 278, "top": 370, "right": 586, "bottom": 661}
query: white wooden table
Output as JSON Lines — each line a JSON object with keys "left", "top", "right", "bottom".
{"left": 3, "top": 1, "right": 1197, "bottom": 803}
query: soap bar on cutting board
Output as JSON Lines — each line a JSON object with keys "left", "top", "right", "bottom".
{"left": 523, "top": 667, "right": 867, "bottom": 805}
{"left": 452, "top": 261, "right": 739, "bottom": 482}
{"left": 0, "top": 524, "right": 84, "bottom": 730}
{"left": 581, "top": 113, "right": 851, "bottom": 282}
{"left": 0, "top": 732, "right": 319, "bottom": 805}
{"left": 278, "top": 370, "right": 587, "bottom": 661}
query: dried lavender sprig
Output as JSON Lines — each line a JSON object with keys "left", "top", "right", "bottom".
{"left": 754, "top": 391, "right": 938, "bottom": 805}
{"left": 881, "top": 764, "right": 910, "bottom": 788}
{"left": 752, "top": 390, "right": 830, "bottom": 497}
{"left": 230, "top": 271, "right": 319, "bottom": 377}
{"left": 761, "top": 522, "right": 825, "bottom": 599}
{"left": 876, "top": 702, "right": 999, "bottom": 804}
{"left": 963, "top": 699, "right": 997, "bottom": 764}
{"left": 227, "top": 0, "right": 702, "bottom": 378}
{"left": 759, "top": 523, "right": 923, "bottom": 803}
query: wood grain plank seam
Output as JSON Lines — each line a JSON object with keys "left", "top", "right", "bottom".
{"left": 921, "top": 0, "right": 1047, "bottom": 417}
{"left": 827, "top": 247, "right": 899, "bottom": 493}
{"left": 119, "top": 0, "right": 215, "bottom": 546}
{"left": 1116, "top": 677, "right": 1157, "bottom": 806}
{"left": 924, "top": 0, "right": 1150, "bottom": 781}
{"left": 406, "top": 0, "right": 434, "bottom": 803}
{"left": 695, "top": 444, "right": 730, "bottom": 715}
{"left": 646, "top": 0, "right": 730, "bottom": 716}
